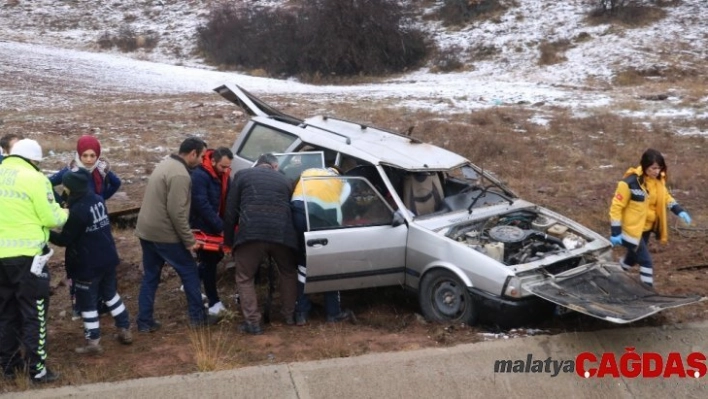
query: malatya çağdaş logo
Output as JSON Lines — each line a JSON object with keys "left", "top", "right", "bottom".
{"left": 494, "top": 348, "right": 707, "bottom": 378}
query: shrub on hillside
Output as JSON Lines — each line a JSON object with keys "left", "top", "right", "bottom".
{"left": 96, "top": 25, "right": 159, "bottom": 52}
{"left": 587, "top": 0, "right": 668, "bottom": 27}
{"left": 437, "top": 0, "right": 511, "bottom": 27}
{"left": 196, "top": 5, "right": 300, "bottom": 75}
{"left": 197, "top": 0, "right": 429, "bottom": 79}
{"left": 537, "top": 40, "right": 572, "bottom": 66}
{"left": 430, "top": 45, "right": 465, "bottom": 73}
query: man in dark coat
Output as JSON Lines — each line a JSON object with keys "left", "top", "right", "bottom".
{"left": 223, "top": 153, "right": 298, "bottom": 335}
{"left": 49, "top": 169, "right": 132, "bottom": 355}
{"left": 189, "top": 147, "right": 233, "bottom": 316}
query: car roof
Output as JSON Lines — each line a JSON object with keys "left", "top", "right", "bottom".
{"left": 216, "top": 83, "right": 469, "bottom": 171}
{"left": 299, "top": 115, "right": 468, "bottom": 171}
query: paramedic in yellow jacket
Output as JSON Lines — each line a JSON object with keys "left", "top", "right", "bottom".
{"left": 609, "top": 148, "right": 691, "bottom": 287}
{"left": 0, "top": 139, "right": 68, "bottom": 383}
{"left": 291, "top": 167, "right": 355, "bottom": 325}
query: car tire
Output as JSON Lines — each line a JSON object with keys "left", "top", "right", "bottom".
{"left": 419, "top": 269, "right": 478, "bottom": 326}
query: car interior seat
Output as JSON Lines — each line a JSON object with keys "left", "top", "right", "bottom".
{"left": 402, "top": 172, "right": 444, "bottom": 216}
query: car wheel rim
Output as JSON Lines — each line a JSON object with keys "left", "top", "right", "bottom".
{"left": 433, "top": 280, "right": 465, "bottom": 318}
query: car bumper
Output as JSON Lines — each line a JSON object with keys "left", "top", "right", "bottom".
{"left": 469, "top": 287, "right": 554, "bottom": 327}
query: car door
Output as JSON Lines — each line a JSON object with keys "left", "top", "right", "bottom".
{"left": 303, "top": 176, "right": 408, "bottom": 294}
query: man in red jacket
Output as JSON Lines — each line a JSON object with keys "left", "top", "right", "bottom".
{"left": 189, "top": 147, "right": 233, "bottom": 316}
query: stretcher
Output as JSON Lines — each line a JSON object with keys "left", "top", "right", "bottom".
{"left": 193, "top": 230, "right": 231, "bottom": 253}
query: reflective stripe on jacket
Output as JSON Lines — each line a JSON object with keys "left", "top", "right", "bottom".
{"left": 0, "top": 156, "right": 68, "bottom": 258}
{"left": 609, "top": 166, "right": 683, "bottom": 245}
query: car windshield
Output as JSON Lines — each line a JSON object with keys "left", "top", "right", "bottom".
{"left": 393, "top": 164, "right": 515, "bottom": 217}
{"left": 443, "top": 164, "right": 516, "bottom": 212}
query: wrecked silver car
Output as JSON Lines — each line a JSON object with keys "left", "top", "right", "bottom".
{"left": 217, "top": 83, "right": 704, "bottom": 327}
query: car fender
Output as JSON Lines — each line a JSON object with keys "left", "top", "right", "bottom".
{"left": 418, "top": 261, "right": 474, "bottom": 289}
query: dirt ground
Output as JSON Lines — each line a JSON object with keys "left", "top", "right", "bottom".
{"left": 1, "top": 88, "right": 707, "bottom": 393}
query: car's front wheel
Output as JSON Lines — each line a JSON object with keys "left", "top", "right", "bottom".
{"left": 419, "top": 269, "right": 478, "bottom": 325}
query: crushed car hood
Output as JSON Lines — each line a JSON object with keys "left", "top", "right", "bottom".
{"left": 523, "top": 263, "right": 705, "bottom": 324}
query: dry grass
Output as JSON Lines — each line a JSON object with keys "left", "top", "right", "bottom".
{"left": 468, "top": 43, "right": 501, "bottom": 61}
{"left": 188, "top": 325, "right": 240, "bottom": 372}
{"left": 586, "top": 5, "right": 668, "bottom": 28}
{"left": 613, "top": 63, "right": 705, "bottom": 87}
{"left": 437, "top": 0, "right": 517, "bottom": 27}
{"left": 538, "top": 40, "right": 572, "bottom": 66}
{"left": 430, "top": 45, "right": 466, "bottom": 73}
{"left": 2, "top": 68, "right": 708, "bottom": 394}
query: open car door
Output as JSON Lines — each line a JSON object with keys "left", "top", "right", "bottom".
{"left": 523, "top": 263, "right": 705, "bottom": 324}
{"left": 303, "top": 176, "right": 407, "bottom": 294}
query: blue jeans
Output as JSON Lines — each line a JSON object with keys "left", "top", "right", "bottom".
{"left": 137, "top": 239, "right": 206, "bottom": 328}
{"left": 622, "top": 231, "right": 653, "bottom": 286}
{"left": 295, "top": 281, "right": 341, "bottom": 317}
{"left": 74, "top": 267, "right": 129, "bottom": 340}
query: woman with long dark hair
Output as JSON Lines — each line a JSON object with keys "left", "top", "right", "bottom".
{"left": 609, "top": 148, "right": 692, "bottom": 287}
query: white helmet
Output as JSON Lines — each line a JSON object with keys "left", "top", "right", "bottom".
{"left": 10, "top": 139, "right": 43, "bottom": 161}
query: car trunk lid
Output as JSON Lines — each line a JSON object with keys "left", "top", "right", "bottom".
{"left": 522, "top": 263, "right": 705, "bottom": 324}
{"left": 213, "top": 83, "right": 302, "bottom": 123}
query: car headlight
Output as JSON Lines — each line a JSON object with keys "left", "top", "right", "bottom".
{"left": 502, "top": 276, "right": 522, "bottom": 299}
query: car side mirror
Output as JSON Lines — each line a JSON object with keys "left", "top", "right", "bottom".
{"left": 392, "top": 211, "right": 406, "bottom": 227}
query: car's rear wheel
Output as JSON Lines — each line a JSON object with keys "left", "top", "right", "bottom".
{"left": 419, "top": 269, "right": 478, "bottom": 325}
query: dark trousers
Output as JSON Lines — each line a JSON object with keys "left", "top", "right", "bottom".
{"left": 137, "top": 239, "right": 207, "bottom": 329}
{"left": 0, "top": 256, "right": 51, "bottom": 376}
{"left": 197, "top": 249, "right": 223, "bottom": 307}
{"left": 74, "top": 267, "right": 129, "bottom": 340}
{"left": 69, "top": 278, "right": 106, "bottom": 315}
{"left": 622, "top": 231, "right": 654, "bottom": 286}
{"left": 234, "top": 241, "right": 297, "bottom": 325}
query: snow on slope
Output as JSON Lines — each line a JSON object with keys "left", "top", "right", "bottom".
{"left": 3, "top": 0, "right": 705, "bottom": 86}
{"left": 0, "top": 0, "right": 706, "bottom": 134}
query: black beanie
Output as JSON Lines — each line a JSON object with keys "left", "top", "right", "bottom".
{"left": 62, "top": 169, "right": 90, "bottom": 196}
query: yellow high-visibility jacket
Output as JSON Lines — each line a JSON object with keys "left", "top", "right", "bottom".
{"left": 609, "top": 166, "right": 683, "bottom": 246}
{"left": 0, "top": 156, "right": 68, "bottom": 258}
{"left": 292, "top": 168, "right": 348, "bottom": 224}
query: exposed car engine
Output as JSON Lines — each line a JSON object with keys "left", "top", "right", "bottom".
{"left": 444, "top": 211, "right": 587, "bottom": 265}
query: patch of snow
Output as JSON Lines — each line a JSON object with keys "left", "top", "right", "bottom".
{"left": 478, "top": 328, "right": 550, "bottom": 341}
{"left": 0, "top": 0, "right": 706, "bottom": 137}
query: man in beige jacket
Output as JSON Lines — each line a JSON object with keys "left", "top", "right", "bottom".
{"left": 135, "top": 137, "right": 219, "bottom": 331}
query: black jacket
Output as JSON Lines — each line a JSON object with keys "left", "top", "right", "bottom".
{"left": 49, "top": 192, "right": 120, "bottom": 280}
{"left": 223, "top": 166, "right": 297, "bottom": 250}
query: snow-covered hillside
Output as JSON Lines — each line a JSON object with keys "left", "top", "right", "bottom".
{"left": 1, "top": 0, "right": 706, "bottom": 134}
{"left": 3, "top": 1, "right": 706, "bottom": 85}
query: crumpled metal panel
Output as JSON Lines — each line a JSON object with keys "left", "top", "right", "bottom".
{"left": 525, "top": 264, "right": 705, "bottom": 324}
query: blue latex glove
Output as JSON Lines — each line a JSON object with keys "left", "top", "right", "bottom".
{"left": 610, "top": 235, "right": 622, "bottom": 246}
{"left": 679, "top": 211, "right": 692, "bottom": 225}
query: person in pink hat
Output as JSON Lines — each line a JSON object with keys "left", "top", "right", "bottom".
{"left": 49, "top": 135, "right": 121, "bottom": 204}
{"left": 49, "top": 135, "right": 122, "bottom": 319}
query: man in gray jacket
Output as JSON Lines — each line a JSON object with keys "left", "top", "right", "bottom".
{"left": 135, "top": 137, "right": 219, "bottom": 331}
